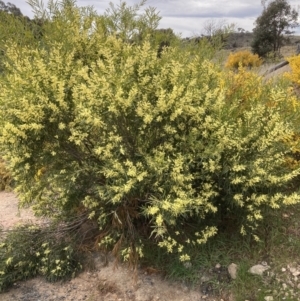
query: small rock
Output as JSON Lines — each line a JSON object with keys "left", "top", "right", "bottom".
{"left": 248, "top": 264, "right": 270, "bottom": 276}
{"left": 292, "top": 271, "right": 300, "bottom": 277}
{"left": 183, "top": 262, "right": 192, "bottom": 269}
{"left": 281, "top": 268, "right": 286, "bottom": 272}
{"left": 287, "top": 280, "right": 294, "bottom": 288}
{"left": 289, "top": 267, "right": 297, "bottom": 273}
{"left": 215, "top": 263, "right": 221, "bottom": 269}
{"left": 126, "top": 289, "right": 135, "bottom": 299}
{"left": 228, "top": 263, "right": 238, "bottom": 280}
{"left": 297, "top": 283, "right": 300, "bottom": 289}
{"left": 282, "top": 283, "right": 287, "bottom": 290}
{"left": 264, "top": 296, "right": 273, "bottom": 301}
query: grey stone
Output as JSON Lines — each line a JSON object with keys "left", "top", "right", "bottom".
{"left": 228, "top": 263, "right": 238, "bottom": 279}
{"left": 289, "top": 267, "right": 297, "bottom": 273}
{"left": 183, "top": 262, "right": 192, "bottom": 269}
{"left": 264, "top": 296, "right": 273, "bottom": 301}
{"left": 200, "top": 273, "right": 212, "bottom": 283}
{"left": 287, "top": 280, "right": 294, "bottom": 288}
{"left": 282, "top": 283, "right": 287, "bottom": 290}
{"left": 248, "top": 264, "right": 270, "bottom": 276}
{"left": 292, "top": 271, "right": 300, "bottom": 277}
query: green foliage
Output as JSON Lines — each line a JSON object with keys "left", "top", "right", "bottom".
{"left": 251, "top": 0, "right": 299, "bottom": 58}
{"left": 102, "top": 0, "right": 161, "bottom": 43}
{"left": 225, "top": 50, "right": 262, "bottom": 69}
{"left": 0, "top": 224, "right": 82, "bottom": 292}
{"left": 1, "top": 0, "right": 300, "bottom": 265}
{"left": 142, "top": 203, "right": 300, "bottom": 300}
{"left": 0, "top": 157, "right": 11, "bottom": 190}
{"left": 0, "top": 2, "right": 43, "bottom": 74}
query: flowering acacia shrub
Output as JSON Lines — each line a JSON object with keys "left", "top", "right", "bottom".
{"left": 282, "top": 55, "right": 300, "bottom": 166}
{"left": 225, "top": 50, "right": 262, "bottom": 70}
{"left": 1, "top": 2, "right": 300, "bottom": 264}
{"left": 0, "top": 224, "right": 82, "bottom": 292}
{"left": 285, "top": 55, "right": 300, "bottom": 88}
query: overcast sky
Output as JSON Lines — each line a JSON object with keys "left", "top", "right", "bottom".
{"left": 6, "top": 0, "right": 300, "bottom": 37}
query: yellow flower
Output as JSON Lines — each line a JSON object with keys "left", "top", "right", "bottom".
{"left": 179, "top": 254, "right": 190, "bottom": 262}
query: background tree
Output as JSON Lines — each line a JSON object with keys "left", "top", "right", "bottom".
{"left": 251, "top": 0, "right": 299, "bottom": 58}
{"left": 200, "top": 19, "right": 235, "bottom": 49}
{"left": 0, "top": 0, "right": 22, "bottom": 16}
{"left": 202, "top": 19, "right": 228, "bottom": 38}
{"left": 101, "top": 0, "right": 161, "bottom": 43}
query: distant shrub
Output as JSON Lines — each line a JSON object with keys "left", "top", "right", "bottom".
{"left": 282, "top": 55, "right": 300, "bottom": 166}
{"left": 225, "top": 50, "right": 262, "bottom": 69}
{"left": 285, "top": 55, "right": 300, "bottom": 87}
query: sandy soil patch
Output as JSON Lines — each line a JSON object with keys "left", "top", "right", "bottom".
{"left": 0, "top": 192, "right": 211, "bottom": 301}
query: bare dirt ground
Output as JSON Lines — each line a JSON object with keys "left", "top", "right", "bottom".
{"left": 0, "top": 191, "right": 212, "bottom": 301}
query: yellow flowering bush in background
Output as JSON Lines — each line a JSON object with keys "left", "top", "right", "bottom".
{"left": 285, "top": 55, "right": 300, "bottom": 92}
{"left": 224, "top": 66, "right": 300, "bottom": 177}
{"left": 222, "top": 67, "right": 264, "bottom": 110}
{"left": 281, "top": 55, "right": 300, "bottom": 167}
{"left": 1, "top": 0, "right": 300, "bottom": 265}
{"left": 223, "top": 66, "right": 299, "bottom": 117}
{"left": 225, "top": 50, "right": 262, "bottom": 70}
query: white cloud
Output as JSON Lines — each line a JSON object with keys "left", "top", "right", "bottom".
{"left": 5, "top": 0, "right": 300, "bottom": 37}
